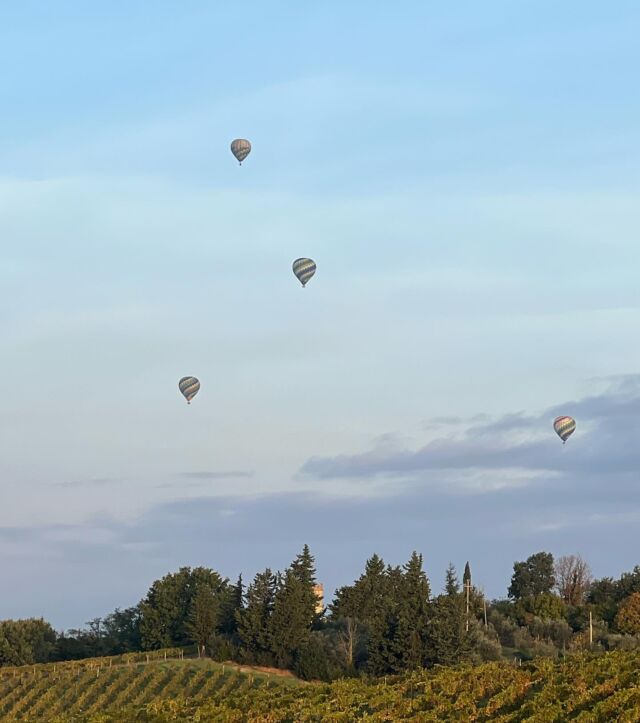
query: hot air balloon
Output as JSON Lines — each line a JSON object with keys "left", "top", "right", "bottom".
{"left": 553, "top": 416, "right": 576, "bottom": 444}
{"left": 230, "top": 139, "right": 251, "bottom": 165}
{"left": 292, "top": 258, "right": 316, "bottom": 287}
{"left": 179, "top": 376, "right": 200, "bottom": 404}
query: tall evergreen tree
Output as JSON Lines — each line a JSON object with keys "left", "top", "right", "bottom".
{"left": 332, "top": 554, "right": 387, "bottom": 622}
{"left": 427, "top": 594, "right": 472, "bottom": 665}
{"left": 187, "top": 586, "right": 218, "bottom": 653}
{"left": 269, "top": 571, "right": 307, "bottom": 668}
{"left": 445, "top": 564, "right": 460, "bottom": 596}
{"left": 236, "top": 569, "right": 277, "bottom": 664}
{"left": 365, "top": 564, "right": 404, "bottom": 675}
{"left": 219, "top": 575, "right": 243, "bottom": 637}
{"left": 290, "top": 544, "right": 320, "bottom": 625}
{"left": 395, "top": 552, "right": 431, "bottom": 669}
{"left": 269, "top": 546, "right": 319, "bottom": 668}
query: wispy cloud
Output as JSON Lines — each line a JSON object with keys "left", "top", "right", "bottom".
{"left": 300, "top": 377, "right": 640, "bottom": 484}
{"left": 54, "top": 477, "right": 119, "bottom": 489}
{"left": 178, "top": 471, "right": 254, "bottom": 480}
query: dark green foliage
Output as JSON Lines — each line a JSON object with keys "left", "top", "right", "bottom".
{"left": 5, "top": 548, "right": 640, "bottom": 683}
{"left": 218, "top": 574, "right": 243, "bottom": 637}
{"left": 463, "top": 561, "right": 471, "bottom": 587}
{"left": 0, "top": 619, "right": 56, "bottom": 666}
{"left": 396, "top": 552, "right": 431, "bottom": 669}
{"left": 508, "top": 552, "right": 555, "bottom": 600}
{"left": 427, "top": 593, "right": 470, "bottom": 665}
{"left": 103, "top": 607, "right": 142, "bottom": 653}
{"left": 332, "top": 552, "right": 433, "bottom": 675}
{"left": 445, "top": 563, "right": 460, "bottom": 595}
{"left": 187, "top": 585, "right": 219, "bottom": 652}
{"left": 288, "top": 544, "right": 321, "bottom": 629}
{"left": 585, "top": 566, "right": 640, "bottom": 630}
{"left": 587, "top": 577, "right": 619, "bottom": 625}
{"left": 139, "top": 566, "right": 227, "bottom": 649}
{"left": 237, "top": 546, "right": 320, "bottom": 669}
{"left": 236, "top": 568, "right": 277, "bottom": 664}
{"left": 269, "top": 561, "right": 318, "bottom": 668}
{"left": 512, "top": 593, "right": 567, "bottom": 624}
{"left": 293, "top": 630, "right": 344, "bottom": 681}
{"left": 617, "top": 566, "right": 640, "bottom": 598}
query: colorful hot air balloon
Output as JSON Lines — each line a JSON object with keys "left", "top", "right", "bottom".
{"left": 553, "top": 416, "right": 576, "bottom": 444}
{"left": 230, "top": 139, "right": 251, "bottom": 165}
{"left": 292, "top": 258, "right": 316, "bottom": 287}
{"left": 179, "top": 376, "right": 200, "bottom": 404}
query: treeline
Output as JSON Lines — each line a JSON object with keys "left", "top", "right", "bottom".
{"left": 3, "top": 547, "right": 640, "bottom": 680}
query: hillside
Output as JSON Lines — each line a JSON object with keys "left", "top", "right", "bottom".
{"left": 2, "top": 649, "right": 640, "bottom": 721}
{"left": 0, "top": 653, "right": 302, "bottom": 722}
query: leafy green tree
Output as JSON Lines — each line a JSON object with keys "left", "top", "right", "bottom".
{"left": 586, "top": 577, "right": 618, "bottom": 626}
{"left": 293, "top": 631, "right": 344, "bottom": 681}
{"left": 508, "top": 552, "right": 555, "bottom": 600}
{"left": 103, "top": 607, "right": 142, "bottom": 653}
{"left": 139, "top": 566, "right": 227, "bottom": 649}
{"left": 614, "top": 592, "right": 640, "bottom": 634}
{"left": 0, "top": 619, "right": 56, "bottom": 666}
{"left": 513, "top": 594, "right": 567, "bottom": 624}
{"left": 618, "top": 566, "right": 640, "bottom": 594}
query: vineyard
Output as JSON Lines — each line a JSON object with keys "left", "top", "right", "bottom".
{"left": 2, "top": 649, "right": 640, "bottom": 721}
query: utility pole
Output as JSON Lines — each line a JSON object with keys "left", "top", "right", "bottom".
{"left": 463, "top": 561, "right": 472, "bottom": 633}
{"left": 483, "top": 597, "right": 488, "bottom": 628}
{"left": 465, "top": 579, "right": 470, "bottom": 632}
{"left": 589, "top": 610, "right": 593, "bottom": 647}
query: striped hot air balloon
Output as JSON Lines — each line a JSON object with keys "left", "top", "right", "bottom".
{"left": 292, "top": 258, "right": 316, "bottom": 287}
{"left": 179, "top": 376, "right": 200, "bottom": 404}
{"left": 553, "top": 416, "right": 576, "bottom": 444}
{"left": 230, "top": 139, "right": 251, "bottom": 164}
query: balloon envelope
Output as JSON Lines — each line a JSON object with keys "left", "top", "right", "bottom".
{"left": 292, "top": 258, "right": 316, "bottom": 287}
{"left": 230, "top": 139, "right": 251, "bottom": 164}
{"left": 179, "top": 376, "right": 200, "bottom": 404}
{"left": 553, "top": 416, "right": 576, "bottom": 443}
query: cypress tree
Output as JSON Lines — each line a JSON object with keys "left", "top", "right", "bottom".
{"left": 463, "top": 562, "right": 472, "bottom": 588}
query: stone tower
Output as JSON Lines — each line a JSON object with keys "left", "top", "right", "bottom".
{"left": 313, "top": 583, "right": 324, "bottom": 614}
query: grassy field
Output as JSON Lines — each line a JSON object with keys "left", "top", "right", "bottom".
{"left": 1, "top": 649, "right": 640, "bottom": 721}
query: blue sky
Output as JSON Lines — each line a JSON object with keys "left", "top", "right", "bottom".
{"left": 1, "top": 2, "right": 639, "bottom": 628}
